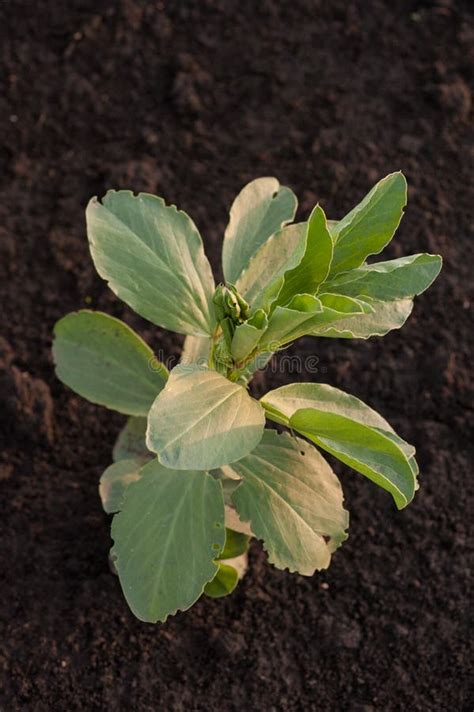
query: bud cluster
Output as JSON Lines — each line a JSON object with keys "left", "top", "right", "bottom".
{"left": 212, "top": 284, "right": 251, "bottom": 373}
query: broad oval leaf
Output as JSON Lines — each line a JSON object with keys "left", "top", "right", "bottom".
{"left": 204, "top": 563, "right": 239, "bottom": 598}
{"left": 236, "top": 223, "right": 306, "bottom": 312}
{"left": 113, "top": 416, "right": 151, "bottom": 462}
{"left": 87, "top": 191, "right": 216, "bottom": 336}
{"left": 261, "top": 383, "right": 416, "bottom": 509}
{"left": 53, "top": 310, "right": 168, "bottom": 416}
{"left": 324, "top": 253, "right": 442, "bottom": 302}
{"left": 312, "top": 297, "right": 414, "bottom": 339}
{"left": 99, "top": 458, "right": 144, "bottom": 514}
{"left": 111, "top": 462, "right": 225, "bottom": 623}
{"left": 276, "top": 204, "right": 334, "bottom": 307}
{"left": 226, "top": 430, "right": 348, "bottom": 575}
{"left": 222, "top": 177, "right": 297, "bottom": 284}
{"left": 328, "top": 172, "right": 407, "bottom": 277}
{"left": 146, "top": 365, "right": 266, "bottom": 470}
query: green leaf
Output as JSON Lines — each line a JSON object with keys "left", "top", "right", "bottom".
{"left": 86, "top": 191, "right": 216, "bottom": 336}
{"left": 328, "top": 172, "right": 407, "bottom": 277}
{"left": 324, "top": 253, "right": 442, "bottom": 302}
{"left": 146, "top": 365, "right": 266, "bottom": 470}
{"left": 113, "top": 416, "right": 151, "bottom": 462}
{"left": 111, "top": 461, "right": 225, "bottom": 623}
{"left": 318, "top": 292, "right": 375, "bottom": 313}
{"left": 261, "top": 383, "right": 416, "bottom": 509}
{"left": 259, "top": 294, "right": 368, "bottom": 349}
{"left": 222, "top": 177, "right": 297, "bottom": 284}
{"left": 236, "top": 223, "right": 306, "bottom": 312}
{"left": 231, "top": 310, "right": 268, "bottom": 363}
{"left": 53, "top": 311, "right": 168, "bottom": 416}
{"left": 204, "top": 563, "right": 239, "bottom": 598}
{"left": 276, "top": 205, "right": 333, "bottom": 307}
{"left": 312, "top": 297, "right": 414, "bottom": 339}
{"left": 291, "top": 411, "right": 416, "bottom": 509}
{"left": 225, "top": 430, "right": 348, "bottom": 574}
{"left": 224, "top": 506, "right": 254, "bottom": 536}
{"left": 99, "top": 458, "right": 144, "bottom": 514}
{"left": 218, "top": 528, "right": 250, "bottom": 560}
{"left": 261, "top": 381, "right": 410, "bottom": 435}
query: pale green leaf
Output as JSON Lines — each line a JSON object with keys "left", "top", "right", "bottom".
{"left": 276, "top": 204, "right": 333, "bottom": 307}
{"left": 146, "top": 365, "right": 266, "bottom": 470}
{"left": 99, "top": 458, "right": 144, "bottom": 513}
{"left": 180, "top": 334, "right": 211, "bottom": 366}
{"left": 113, "top": 416, "right": 151, "bottom": 462}
{"left": 324, "top": 253, "right": 442, "bottom": 302}
{"left": 224, "top": 506, "right": 254, "bottom": 536}
{"left": 238, "top": 293, "right": 368, "bottom": 379}
{"left": 53, "top": 311, "right": 168, "bottom": 416}
{"left": 328, "top": 172, "right": 407, "bottom": 277}
{"left": 87, "top": 191, "right": 216, "bottom": 336}
{"left": 261, "top": 383, "right": 416, "bottom": 509}
{"left": 226, "top": 430, "right": 348, "bottom": 574}
{"left": 111, "top": 462, "right": 225, "bottom": 623}
{"left": 259, "top": 294, "right": 368, "bottom": 349}
{"left": 204, "top": 563, "right": 239, "bottom": 598}
{"left": 260, "top": 381, "right": 412, "bottom": 439}
{"left": 231, "top": 310, "right": 268, "bottom": 363}
{"left": 222, "top": 177, "right": 297, "bottom": 283}
{"left": 236, "top": 223, "right": 306, "bottom": 312}
{"left": 291, "top": 411, "right": 416, "bottom": 509}
{"left": 312, "top": 297, "right": 414, "bottom": 339}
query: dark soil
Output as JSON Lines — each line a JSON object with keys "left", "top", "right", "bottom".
{"left": 1, "top": 1, "right": 473, "bottom": 710}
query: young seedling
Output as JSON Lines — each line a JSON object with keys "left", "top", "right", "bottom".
{"left": 53, "top": 174, "right": 442, "bottom": 623}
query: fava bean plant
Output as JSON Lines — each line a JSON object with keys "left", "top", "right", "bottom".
{"left": 53, "top": 173, "right": 442, "bottom": 622}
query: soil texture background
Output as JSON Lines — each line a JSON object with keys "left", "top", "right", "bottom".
{"left": 0, "top": 1, "right": 473, "bottom": 710}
